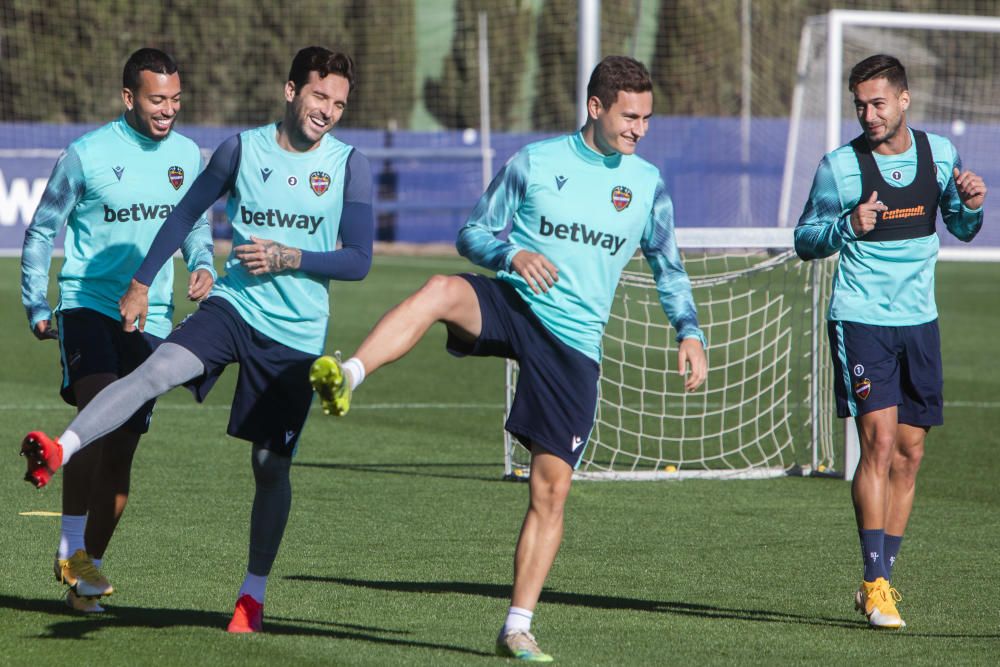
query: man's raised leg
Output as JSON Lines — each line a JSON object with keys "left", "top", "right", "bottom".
{"left": 312, "top": 275, "right": 481, "bottom": 415}
{"left": 21, "top": 343, "right": 204, "bottom": 488}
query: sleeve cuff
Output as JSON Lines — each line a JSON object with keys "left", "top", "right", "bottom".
{"left": 28, "top": 308, "right": 52, "bottom": 331}
{"left": 194, "top": 263, "right": 218, "bottom": 280}
{"left": 502, "top": 245, "right": 521, "bottom": 273}
{"left": 677, "top": 331, "right": 707, "bottom": 349}
{"left": 839, "top": 214, "right": 858, "bottom": 241}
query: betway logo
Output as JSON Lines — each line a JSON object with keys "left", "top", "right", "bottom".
{"left": 539, "top": 215, "right": 627, "bottom": 255}
{"left": 0, "top": 169, "right": 47, "bottom": 227}
{"left": 103, "top": 203, "right": 175, "bottom": 222}
{"left": 240, "top": 205, "right": 323, "bottom": 235}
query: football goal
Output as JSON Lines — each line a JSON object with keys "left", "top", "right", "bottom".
{"left": 504, "top": 227, "right": 840, "bottom": 481}
{"left": 779, "top": 9, "right": 1000, "bottom": 256}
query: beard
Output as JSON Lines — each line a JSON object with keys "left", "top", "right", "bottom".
{"left": 865, "top": 117, "right": 902, "bottom": 147}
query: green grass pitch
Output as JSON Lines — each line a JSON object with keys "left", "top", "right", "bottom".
{"left": 0, "top": 256, "right": 997, "bottom": 665}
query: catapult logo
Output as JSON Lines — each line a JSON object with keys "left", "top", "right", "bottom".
{"left": 239, "top": 205, "right": 324, "bottom": 235}
{"left": 538, "top": 215, "right": 627, "bottom": 256}
{"left": 103, "top": 202, "right": 175, "bottom": 223}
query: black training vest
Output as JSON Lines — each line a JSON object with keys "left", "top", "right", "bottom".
{"left": 850, "top": 129, "right": 940, "bottom": 243}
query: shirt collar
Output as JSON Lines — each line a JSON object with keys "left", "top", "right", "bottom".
{"left": 570, "top": 131, "right": 623, "bottom": 168}
{"left": 115, "top": 114, "right": 165, "bottom": 148}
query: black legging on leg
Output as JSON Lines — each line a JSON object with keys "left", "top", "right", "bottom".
{"left": 247, "top": 444, "right": 292, "bottom": 576}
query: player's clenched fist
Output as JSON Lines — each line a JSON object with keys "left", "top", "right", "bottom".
{"left": 511, "top": 250, "right": 559, "bottom": 294}
{"left": 850, "top": 190, "right": 888, "bottom": 237}
{"left": 953, "top": 167, "right": 987, "bottom": 210}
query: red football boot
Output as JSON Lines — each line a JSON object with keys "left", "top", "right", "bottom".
{"left": 227, "top": 594, "right": 263, "bottom": 633}
{"left": 21, "top": 431, "right": 63, "bottom": 489}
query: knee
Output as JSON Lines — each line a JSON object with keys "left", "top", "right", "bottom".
{"left": 893, "top": 441, "right": 924, "bottom": 478}
{"left": 411, "top": 275, "right": 466, "bottom": 317}
{"left": 251, "top": 447, "right": 291, "bottom": 490}
{"left": 530, "top": 477, "right": 572, "bottom": 517}
{"left": 861, "top": 431, "right": 897, "bottom": 470}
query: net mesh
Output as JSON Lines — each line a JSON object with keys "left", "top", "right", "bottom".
{"left": 505, "top": 243, "right": 839, "bottom": 481}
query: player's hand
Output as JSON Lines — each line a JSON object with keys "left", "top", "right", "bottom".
{"left": 187, "top": 268, "right": 214, "bottom": 301}
{"left": 849, "top": 190, "right": 887, "bottom": 237}
{"left": 510, "top": 250, "right": 558, "bottom": 294}
{"left": 32, "top": 319, "right": 58, "bottom": 341}
{"left": 119, "top": 279, "right": 150, "bottom": 333}
{"left": 677, "top": 338, "right": 707, "bottom": 392}
{"left": 234, "top": 235, "right": 302, "bottom": 275}
{"left": 953, "top": 167, "right": 987, "bottom": 210}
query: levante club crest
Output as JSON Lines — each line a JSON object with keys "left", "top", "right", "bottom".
{"left": 310, "top": 171, "right": 331, "bottom": 196}
{"left": 611, "top": 185, "right": 632, "bottom": 212}
{"left": 854, "top": 378, "right": 872, "bottom": 401}
{"left": 167, "top": 166, "right": 184, "bottom": 190}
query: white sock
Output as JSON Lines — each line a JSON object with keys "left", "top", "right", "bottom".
{"left": 58, "top": 514, "right": 86, "bottom": 559}
{"left": 342, "top": 357, "right": 366, "bottom": 390}
{"left": 58, "top": 430, "right": 82, "bottom": 462}
{"left": 503, "top": 606, "right": 533, "bottom": 634}
{"left": 238, "top": 572, "right": 268, "bottom": 604}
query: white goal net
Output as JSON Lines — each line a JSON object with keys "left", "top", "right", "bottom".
{"left": 504, "top": 228, "right": 840, "bottom": 481}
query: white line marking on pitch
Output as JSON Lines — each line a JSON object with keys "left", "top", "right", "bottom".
{"left": 19, "top": 511, "right": 61, "bottom": 517}
{"left": 2, "top": 400, "right": 997, "bottom": 412}
{"left": 0, "top": 402, "right": 506, "bottom": 411}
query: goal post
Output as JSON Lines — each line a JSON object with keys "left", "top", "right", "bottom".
{"left": 503, "top": 227, "right": 841, "bottom": 482}
{"left": 779, "top": 10, "right": 1000, "bottom": 478}
{"left": 780, "top": 9, "right": 1000, "bottom": 255}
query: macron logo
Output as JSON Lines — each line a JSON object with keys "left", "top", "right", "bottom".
{"left": 571, "top": 435, "right": 584, "bottom": 451}
{"left": 240, "top": 205, "right": 324, "bottom": 235}
{"left": 540, "top": 215, "right": 627, "bottom": 256}
{"left": 555, "top": 175, "right": 568, "bottom": 191}
{"left": 285, "top": 430, "right": 296, "bottom": 445}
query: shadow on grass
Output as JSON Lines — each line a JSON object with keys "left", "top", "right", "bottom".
{"left": 293, "top": 460, "right": 503, "bottom": 482}
{"left": 0, "top": 594, "right": 490, "bottom": 656}
{"left": 286, "top": 576, "right": 1000, "bottom": 639}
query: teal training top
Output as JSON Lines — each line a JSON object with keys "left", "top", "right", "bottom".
{"left": 457, "top": 132, "right": 705, "bottom": 363}
{"left": 210, "top": 124, "right": 354, "bottom": 354}
{"left": 795, "top": 128, "right": 982, "bottom": 325}
{"left": 21, "top": 115, "right": 215, "bottom": 339}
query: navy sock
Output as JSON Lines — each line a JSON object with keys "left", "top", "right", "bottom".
{"left": 859, "top": 529, "right": 888, "bottom": 581}
{"left": 884, "top": 534, "right": 903, "bottom": 581}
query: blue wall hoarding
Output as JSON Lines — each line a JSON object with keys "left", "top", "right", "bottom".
{"left": 2, "top": 119, "right": 997, "bottom": 253}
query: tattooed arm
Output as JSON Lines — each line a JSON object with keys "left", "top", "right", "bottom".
{"left": 233, "top": 235, "right": 303, "bottom": 275}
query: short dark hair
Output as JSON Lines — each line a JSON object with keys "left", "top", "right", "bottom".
{"left": 288, "top": 46, "right": 355, "bottom": 94}
{"left": 849, "top": 54, "right": 908, "bottom": 93}
{"left": 586, "top": 56, "right": 653, "bottom": 109}
{"left": 122, "top": 48, "right": 178, "bottom": 91}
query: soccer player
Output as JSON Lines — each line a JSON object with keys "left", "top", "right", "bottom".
{"left": 20, "top": 46, "right": 374, "bottom": 632}
{"left": 795, "top": 54, "right": 986, "bottom": 629}
{"left": 20, "top": 48, "right": 215, "bottom": 613}
{"left": 310, "top": 55, "right": 707, "bottom": 661}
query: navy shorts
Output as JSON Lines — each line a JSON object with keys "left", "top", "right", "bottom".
{"left": 56, "top": 307, "right": 161, "bottom": 434}
{"left": 828, "top": 320, "right": 943, "bottom": 426}
{"left": 166, "top": 297, "right": 315, "bottom": 456}
{"left": 447, "top": 274, "right": 600, "bottom": 468}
